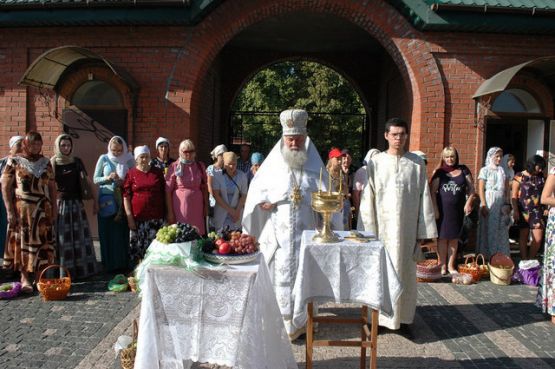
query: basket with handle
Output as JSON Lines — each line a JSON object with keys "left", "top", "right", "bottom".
{"left": 120, "top": 319, "right": 138, "bottom": 369}
{"left": 476, "top": 253, "right": 489, "bottom": 279}
{"left": 457, "top": 255, "right": 481, "bottom": 283}
{"left": 488, "top": 252, "right": 514, "bottom": 286}
{"left": 37, "top": 264, "right": 71, "bottom": 301}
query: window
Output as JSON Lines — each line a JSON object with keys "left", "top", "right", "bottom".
{"left": 72, "top": 80, "right": 123, "bottom": 108}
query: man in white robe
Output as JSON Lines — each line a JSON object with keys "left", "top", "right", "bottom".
{"left": 242, "top": 109, "right": 342, "bottom": 339}
{"left": 358, "top": 117, "right": 437, "bottom": 335}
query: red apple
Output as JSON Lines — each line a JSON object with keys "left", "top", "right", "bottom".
{"left": 218, "top": 242, "right": 231, "bottom": 255}
{"left": 215, "top": 238, "right": 224, "bottom": 247}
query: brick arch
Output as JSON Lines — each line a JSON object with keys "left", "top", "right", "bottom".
{"left": 56, "top": 65, "right": 136, "bottom": 143}
{"left": 171, "top": 0, "right": 445, "bottom": 153}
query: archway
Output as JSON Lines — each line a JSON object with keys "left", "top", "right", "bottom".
{"left": 178, "top": 0, "right": 445, "bottom": 159}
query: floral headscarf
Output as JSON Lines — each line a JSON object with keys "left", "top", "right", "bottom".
{"left": 106, "top": 136, "right": 133, "bottom": 178}
{"left": 51, "top": 134, "right": 75, "bottom": 166}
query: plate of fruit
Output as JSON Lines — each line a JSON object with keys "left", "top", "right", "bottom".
{"left": 202, "top": 229, "right": 259, "bottom": 265}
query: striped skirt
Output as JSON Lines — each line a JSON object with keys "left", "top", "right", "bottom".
{"left": 56, "top": 199, "right": 98, "bottom": 279}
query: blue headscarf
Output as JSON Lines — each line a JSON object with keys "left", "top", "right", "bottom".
{"left": 250, "top": 152, "right": 265, "bottom": 165}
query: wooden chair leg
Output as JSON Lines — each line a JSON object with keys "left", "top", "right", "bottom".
{"left": 306, "top": 302, "right": 314, "bottom": 369}
{"left": 370, "top": 309, "right": 379, "bottom": 369}
{"left": 360, "top": 305, "right": 368, "bottom": 369}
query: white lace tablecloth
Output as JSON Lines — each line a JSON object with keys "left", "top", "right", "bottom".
{"left": 135, "top": 255, "right": 298, "bottom": 369}
{"left": 292, "top": 231, "right": 402, "bottom": 328}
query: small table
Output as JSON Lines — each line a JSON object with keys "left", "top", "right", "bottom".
{"left": 292, "top": 231, "right": 401, "bottom": 369}
{"left": 135, "top": 255, "right": 298, "bottom": 369}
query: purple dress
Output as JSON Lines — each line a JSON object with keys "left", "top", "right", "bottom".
{"left": 434, "top": 167, "right": 469, "bottom": 239}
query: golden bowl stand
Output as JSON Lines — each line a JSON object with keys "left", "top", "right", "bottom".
{"left": 311, "top": 191, "right": 343, "bottom": 243}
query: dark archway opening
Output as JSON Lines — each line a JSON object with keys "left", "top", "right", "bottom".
{"left": 195, "top": 11, "right": 408, "bottom": 163}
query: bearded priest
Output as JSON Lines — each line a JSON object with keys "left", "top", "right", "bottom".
{"left": 242, "top": 108, "right": 342, "bottom": 340}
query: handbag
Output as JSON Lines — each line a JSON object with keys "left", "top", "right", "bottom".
{"left": 76, "top": 158, "right": 93, "bottom": 200}
{"left": 99, "top": 193, "right": 117, "bottom": 218}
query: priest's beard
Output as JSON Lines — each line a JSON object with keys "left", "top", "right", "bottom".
{"left": 282, "top": 146, "right": 308, "bottom": 170}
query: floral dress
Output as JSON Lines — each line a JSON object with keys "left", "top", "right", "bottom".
{"left": 537, "top": 168, "right": 555, "bottom": 316}
{"left": 514, "top": 171, "right": 545, "bottom": 229}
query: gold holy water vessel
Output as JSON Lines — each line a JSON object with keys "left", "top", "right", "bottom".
{"left": 311, "top": 191, "right": 343, "bottom": 243}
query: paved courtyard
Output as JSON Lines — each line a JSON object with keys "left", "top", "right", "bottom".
{"left": 0, "top": 266, "right": 553, "bottom": 369}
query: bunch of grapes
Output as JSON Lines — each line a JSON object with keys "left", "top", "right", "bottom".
{"left": 156, "top": 223, "right": 201, "bottom": 244}
{"left": 198, "top": 238, "right": 216, "bottom": 253}
{"left": 156, "top": 224, "right": 178, "bottom": 243}
{"left": 174, "top": 223, "right": 201, "bottom": 242}
{"left": 228, "top": 232, "right": 258, "bottom": 254}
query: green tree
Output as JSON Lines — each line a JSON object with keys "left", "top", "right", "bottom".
{"left": 232, "top": 61, "right": 366, "bottom": 162}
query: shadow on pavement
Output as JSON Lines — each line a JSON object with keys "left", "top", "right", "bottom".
{"left": 301, "top": 355, "right": 555, "bottom": 369}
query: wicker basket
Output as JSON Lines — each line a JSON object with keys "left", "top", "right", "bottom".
{"left": 416, "top": 259, "right": 442, "bottom": 282}
{"left": 476, "top": 253, "right": 489, "bottom": 279}
{"left": 457, "top": 255, "right": 481, "bottom": 283}
{"left": 37, "top": 264, "right": 71, "bottom": 301}
{"left": 120, "top": 320, "right": 138, "bottom": 369}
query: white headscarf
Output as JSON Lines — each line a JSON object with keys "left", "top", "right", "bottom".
{"left": 500, "top": 153, "right": 515, "bottom": 180}
{"left": 484, "top": 146, "right": 506, "bottom": 186}
{"left": 51, "top": 134, "right": 75, "bottom": 166}
{"left": 106, "top": 136, "right": 133, "bottom": 178}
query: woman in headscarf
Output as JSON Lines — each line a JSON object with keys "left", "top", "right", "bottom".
{"left": 52, "top": 134, "right": 98, "bottom": 279}
{"left": 1, "top": 131, "right": 56, "bottom": 293}
{"left": 211, "top": 152, "right": 248, "bottom": 231}
{"left": 501, "top": 153, "right": 516, "bottom": 185}
{"left": 165, "top": 139, "right": 208, "bottom": 235}
{"left": 477, "top": 147, "right": 511, "bottom": 258}
{"left": 538, "top": 162, "right": 555, "bottom": 325}
{"left": 0, "top": 135, "right": 23, "bottom": 259}
{"left": 430, "top": 146, "right": 476, "bottom": 274}
{"left": 123, "top": 145, "right": 166, "bottom": 267}
{"left": 150, "top": 137, "right": 175, "bottom": 174}
{"left": 93, "top": 136, "right": 135, "bottom": 272}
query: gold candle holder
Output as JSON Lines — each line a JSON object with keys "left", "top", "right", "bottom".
{"left": 311, "top": 191, "right": 343, "bottom": 243}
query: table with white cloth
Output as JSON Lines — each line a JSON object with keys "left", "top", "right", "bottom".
{"left": 135, "top": 254, "right": 298, "bottom": 369}
{"left": 292, "top": 230, "right": 402, "bottom": 369}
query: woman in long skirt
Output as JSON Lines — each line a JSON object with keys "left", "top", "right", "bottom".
{"left": 93, "top": 136, "right": 134, "bottom": 272}
{"left": 51, "top": 134, "right": 99, "bottom": 279}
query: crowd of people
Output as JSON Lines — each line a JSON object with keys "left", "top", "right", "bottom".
{"left": 0, "top": 110, "right": 554, "bottom": 334}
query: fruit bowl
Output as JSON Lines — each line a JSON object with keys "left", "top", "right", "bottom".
{"left": 203, "top": 251, "right": 260, "bottom": 265}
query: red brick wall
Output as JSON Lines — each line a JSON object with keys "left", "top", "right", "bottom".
{"left": 0, "top": 0, "right": 555, "bottom": 180}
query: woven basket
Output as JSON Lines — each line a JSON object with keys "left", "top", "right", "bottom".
{"left": 457, "top": 255, "right": 481, "bottom": 283}
{"left": 37, "top": 264, "right": 71, "bottom": 301}
{"left": 416, "top": 259, "right": 442, "bottom": 282}
{"left": 120, "top": 320, "right": 138, "bottom": 369}
{"left": 476, "top": 253, "right": 489, "bottom": 279}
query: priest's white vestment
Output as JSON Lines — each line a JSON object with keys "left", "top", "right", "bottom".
{"left": 242, "top": 136, "right": 342, "bottom": 335}
{"left": 358, "top": 151, "right": 437, "bottom": 329}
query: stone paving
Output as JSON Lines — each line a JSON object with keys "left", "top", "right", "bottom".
{"left": 0, "top": 270, "right": 554, "bottom": 369}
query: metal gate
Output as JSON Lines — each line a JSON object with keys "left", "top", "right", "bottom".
{"left": 229, "top": 110, "right": 369, "bottom": 164}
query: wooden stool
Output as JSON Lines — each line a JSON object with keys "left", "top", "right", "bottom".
{"left": 305, "top": 302, "right": 379, "bottom": 369}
